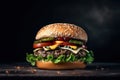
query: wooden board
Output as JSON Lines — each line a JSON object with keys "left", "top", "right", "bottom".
{"left": 0, "top": 62, "right": 120, "bottom": 77}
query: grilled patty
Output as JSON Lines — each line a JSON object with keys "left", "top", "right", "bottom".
{"left": 34, "top": 49, "right": 86, "bottom": 58}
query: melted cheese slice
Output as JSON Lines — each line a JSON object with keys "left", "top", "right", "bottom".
{"left": 61, "top": 47, "right": 83, "bottom": 54}
{"left": 48, "top": 41, "right": 78, "bottom": 50}
{"left": 42, "top": 40, "right": 87, "bottom": 54}
{"left": 48, "top": 41, "right": 64, "bottom": 50}
{"left": 69, "top": 45, "right": 77, "bottom": 49}
{"left": 44, "top": 44, "right": 78, "bottom": 51}
{"left": 49, "top": 44, "right": 60, "bottom": 50}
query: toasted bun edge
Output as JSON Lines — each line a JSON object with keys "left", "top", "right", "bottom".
{"left": 36, "top": 61, "right": 86, "bottom": 69}
{"left": 35, "top": 23, "right": 88, "bottom": 42}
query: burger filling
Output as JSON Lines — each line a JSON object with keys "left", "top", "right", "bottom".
{"left": 26, "top": 37, "right": 94, "bottom": 66}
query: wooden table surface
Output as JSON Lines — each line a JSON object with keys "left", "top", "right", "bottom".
{"left": 0, "top": 62, "right": 120, "bottom": 77}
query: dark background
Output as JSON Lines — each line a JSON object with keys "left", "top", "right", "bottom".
{"left": 0, "top": 0, "right": 120, "bottom": 63}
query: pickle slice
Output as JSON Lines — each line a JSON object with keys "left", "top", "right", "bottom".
{"left": 41, "top": 37, "right": 55, "bottom": 42}
{"left": 69, "top": 39, "right": 83, "bottom": 45}
{"left": 34, "top": 37, "right": 55, "bottom": 43}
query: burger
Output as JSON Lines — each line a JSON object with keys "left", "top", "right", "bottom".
{"left": 26, "top": 23, "right": 94, "bottom": 69}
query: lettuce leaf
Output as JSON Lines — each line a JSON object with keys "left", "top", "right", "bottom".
{"left": 45, "top": 54, "right": 53, "bottom": 62}
{"left": 66, "top": 53, "right": 76, "bottom": 62}
{"left": 85, "top": 50, "right": 94, "bottom": 64}
{"left": 53, "top": 55, "right": 65, "bottom": 63}
{"left": 26, "top": 50, "right": 94, "bottom": 66}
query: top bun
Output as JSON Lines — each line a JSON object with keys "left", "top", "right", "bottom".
{"left": 35, "top": 23, "right": 88, "bottom": 42}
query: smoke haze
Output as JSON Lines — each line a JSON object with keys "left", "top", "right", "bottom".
{"left": 0, "top": 0, "right": 120, "bottom": 63}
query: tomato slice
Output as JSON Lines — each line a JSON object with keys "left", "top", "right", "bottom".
{"left": 33, "top": 41, "right": 76, "bottom": 48}
{"left": 54, "top": 41, "right": 75, "bottom": 46}
{"left": 33, "top": 42, "right": 53, "bottom": 48}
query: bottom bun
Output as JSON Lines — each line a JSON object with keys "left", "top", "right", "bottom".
{"left": 36, "top": 61, "right": 86, "bottom": 69}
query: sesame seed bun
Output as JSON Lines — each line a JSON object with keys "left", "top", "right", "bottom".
{"left": 35, "top": 23, "right": 88, "bottom": 42}
{"left": 36, "top": 61, "right": 86, "bottom": 69}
